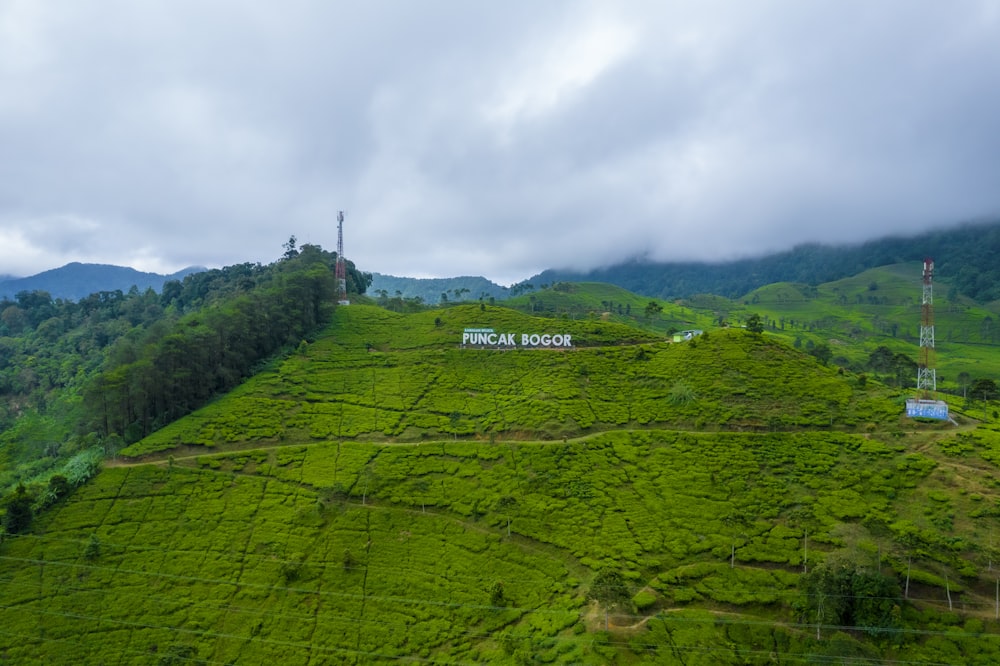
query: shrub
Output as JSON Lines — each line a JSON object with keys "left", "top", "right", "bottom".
{"left": 633, "top": 589, "right": 657, "bottom": 610}
{"left": 84, "top": 534, "right": 101, "bottom": 560}
{"left": 280, "top": 552, "right": 307, "bottom": 583}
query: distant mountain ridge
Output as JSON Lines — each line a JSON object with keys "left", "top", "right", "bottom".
{"left": 0, "top": 262, "right": 205, "bottom": 301}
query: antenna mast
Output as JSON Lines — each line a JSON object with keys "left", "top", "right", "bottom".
{"left": 916, "top": 257, "right": 935, "bottom": 395}
{"left": 906, "top": 257, "right": 948, "bottom": 420}
{"left": 336, "top": 211, "right": 349, "bottom": 305}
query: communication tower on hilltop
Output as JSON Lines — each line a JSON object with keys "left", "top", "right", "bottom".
{"left": 336, "top": 211, "right": 349, "bottom": 305}
{"left": 906, "top": 257, "right": 948, "bottom": 420}
{"left": 917, "top": 258, "right": 936, "bottom": 394}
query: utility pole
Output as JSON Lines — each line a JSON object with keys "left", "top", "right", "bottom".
{"left": 917, "top": 258, "right": 936, "bottom": 394}
{"left": 336, "top": 211, "right": 349, "bottom": 305}
{"left": 906, "top": 258, "right": 948, "bottom": 420}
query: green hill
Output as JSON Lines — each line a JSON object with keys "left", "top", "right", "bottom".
{"left": 732, "top": 262, "right": 1000, "bottom": 386}
{"left": 120, "top": 305, "right": 895, "bottom": 458}
{"left": 5, "top": 302, "right": 1000, "bottom": 663}
{"left": 499, "top": 269, "right": 1000, "bottom": 393}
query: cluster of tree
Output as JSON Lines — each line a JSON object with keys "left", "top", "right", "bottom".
{"left": 865, "top": 346, "right": 919, "bottom": 388}
{"left": 800, "top": 557, "right": 901, "bottom": 640}
{"left": 2, "top": 448, "right": 102, "bottom": 537}
{"left": 1, "top": 483, "right": 34, "bottom": 535}
{"left": 0, "top": 287, "right": 170, "bottom": 482}
{"left": 82, "top": 245, "right": 369, "bottom": 442}
{"left": 745, "top": 313, "right": 765, "bottom": 334}
{"left": 965, "top": 377, "right": 999, "bottom": 401}
{"left": 372, "top": 290, "right": 429, "bottom": 313}
{"left": 0, "top": 262, "right": 302, "bottom": 430}
{"left": 600, "top": 300, "right": 632, "bottom": 317}
{"left": 858, "top": 347, "right": 999, "bottom": 398}
{"left": 507, "top": 281, "right": 536, "bottom": 297}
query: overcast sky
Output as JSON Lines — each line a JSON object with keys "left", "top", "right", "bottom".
{"left": 2, "top": 1, "right": 999, "bottom": 285}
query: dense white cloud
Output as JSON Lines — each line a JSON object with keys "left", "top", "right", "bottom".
{"left": 1, "top": 1, "right": 998, "bottom": 284}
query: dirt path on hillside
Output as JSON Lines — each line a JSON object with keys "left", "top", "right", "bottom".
{"left": 107, "top": 419, "right": 976, "bottom": 469}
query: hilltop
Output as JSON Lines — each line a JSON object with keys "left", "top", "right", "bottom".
{"left": 121, "top": 304, "right": 900, "bottom": 459}
{"left": 5, "top": 300, "right": 1000, "bottom": 663}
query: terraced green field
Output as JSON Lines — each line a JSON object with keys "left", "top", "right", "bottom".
{"left": 3, "top": 303, "right": 1000, "bottom": 663}
{"left": 122, "top": 305, "right": 900, "bottom": 457}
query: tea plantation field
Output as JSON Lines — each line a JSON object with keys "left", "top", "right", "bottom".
{"left": 122, "top": 305, "right": 900, "bottom": 456}
{"left": 3, "top": 304, "right": 1000, "bottom": 663}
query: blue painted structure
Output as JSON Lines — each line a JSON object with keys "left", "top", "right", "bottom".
{"left": 905, "top": 399, "right": 949, "bottom": 420}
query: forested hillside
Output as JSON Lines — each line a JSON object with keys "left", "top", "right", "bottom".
{"left": 0, "top": 244, "right": 370, "bottom": 499}
{"left": 531, "top": 219, "right": 1000, "bottom": 301}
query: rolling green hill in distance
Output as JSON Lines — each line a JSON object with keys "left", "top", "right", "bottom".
{"left": 736, "top": 263, "right": 1000, "bottom": 385}
{"left": 369, "top": 273, "right": 510, "bottom": 305}
{"left": 5, "top": 301, "right": 1000, "bottom": 663}
{"left": 499, "top": 267, "right": 1000, "bottom": 394}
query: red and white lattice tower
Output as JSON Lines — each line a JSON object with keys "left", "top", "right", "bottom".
{"left": 336, "top": 211, "right": 349, "bottom": 305}
{"left": 916, "top": 257, "right": 935, "bottom": 395}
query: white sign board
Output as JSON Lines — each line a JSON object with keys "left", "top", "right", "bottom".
{"left": 462, "top": 328, "right": 572, "bottom": 348}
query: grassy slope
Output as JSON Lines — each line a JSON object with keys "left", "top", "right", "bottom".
{"left": 477, "top": 267, "right": 1000, "bottom": 388}
{"left": 506, "top": 281, "right": 715, "bottom": 335}
{"left": 3, "top": 303, "right": 1000, "bottom": 663}
{"left": 122, "top": 305, "right": 897, "bottom": 456}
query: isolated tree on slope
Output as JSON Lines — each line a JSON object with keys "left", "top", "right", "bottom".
{"left": 588, "top": 567, "right": 631, "bottom": 614}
